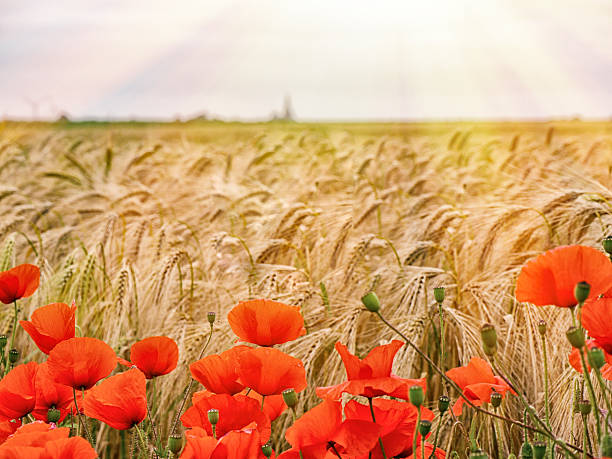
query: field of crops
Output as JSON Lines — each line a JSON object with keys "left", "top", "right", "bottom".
{"left": 1, "top": 120, "right": 612, "bottom": 457}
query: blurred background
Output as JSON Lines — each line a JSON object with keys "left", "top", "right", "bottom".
{"left": 2, "top": 0, "right": 611, "bottom": 121}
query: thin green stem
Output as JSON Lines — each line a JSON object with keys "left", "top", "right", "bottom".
{"left": 578, "top": 348, "right": 601, "bottom": 441}
{"left": 438, "top": 302, "right": 445, "bottom": 371}
{"left": 8, "top": 301, "right": 17, "bottom": 351}
{"left": 493, "top": 407, "right": 503, "bottom": 459}
{"left": 368, "top": 398, "right": 388, "bottom": 459}
{"left": 469, "top": 411, "right": 479, "bottom": 451}
{"left": 541, "top": 335, "right": 551, "bottom": 429}
{"left": 592, "top": 365, "right": 612, "bottom": 419}
{"left": 428, "top": 412, "right": 444, "bottom": 459}
{"left": 582, "top": 415, "right": 591, "bottom": 459}
{"left": 412, "top": 406, "right": 421, "bottom": 459}
{"left": 261, "top": 395, "right": 265, "bottom": 411}
{"left": 73, "top": 387, "right": 93, "bottom": 444}
{"left": 135, "top": 424, "right": 149, "bottom": 456}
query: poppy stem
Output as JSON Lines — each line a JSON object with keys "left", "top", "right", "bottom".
{"left": 493, "top": 407, "right": 503, "bottom": 459}
{"left": 469, "top": 411, "right": 479, "bottom": 451}
{"left": 581, "top": 413, "right": 591, "bottom": 458}
{"left": 578, "top": 347, "right": 602, "bottom": 441}
{"left": 329, "top": 443, "right": 343, "bottom": 459}
{"left": 261, "top": 395, "right": 265, "bottom": 411}
{"left": 374, "top": 311, "right": 585, "bottom": 458}
{"left": 592, "top": 365, "right": 612, "bottom": 419}
{"left": 411, "top": 406, "right": 421, "bottom": 459}
{"left": 135, "top": 424, "right": 149, "bottom": 456}
{"left": 73, "top": 387, "right": 94, "bottom": 445}
{"left": 428, "top": 411, "right": 444, "bottom": 459}
{"left": 368, "top": 397, "right": 388, "bottom": 459}
{"left": 8, "top": 300, "right": 17, "bottom": 350}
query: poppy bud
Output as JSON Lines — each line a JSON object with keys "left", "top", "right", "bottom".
{"left": 469, "top": 449, "right": 488, "bottom": 459}
{"left": 282, "top": 388, "right": 298, "bottom": 408}
{"left": 409, "top": 385, "right": 424, "bottom": 407}
{"left": 418, "top": 420, "right": 432, "bottom": 436}
{"left": 520, "top": 442, "right": 533, "bottom": 459}
{"left": 588, "top": 347, "right": 606, "bottom": 370}
{"left": 47, "top": 407, "right": 61, "bottom": 423}
{"left": 566, "top": 327, "right": 585, "bottom": 348}
{"left": 8, "top": 348, "right": 18, "bottom": 364}
{"left": 433, "top": 287, "right": 445, "bottom": 304}
{"left": 262, "top": 442, "right": 273, "bottom": 458}
{"left": 491, "top": 391, "right": 502, "bottom": 408}
{"left": 168, "top": 434, "right": 183, "bottom": 454}
{"left": 600, "top": 433, "right": 612, "bottom": 458}
{"left": 532, "top": 442, "right": 546, "bottom": 459}
{"left": 574, "top": 281, "right": 590, "bottom": 304}
{"left": 0, "top": 334, "right": 6, "bottom": 349}
{"left": 537, "top": 320, "right": 547, "bottom": 336}
{"left": 508, "top": 454, "right": 517, "bottom": 459}
{"left": 361, "top": 292, "right": 380, "bottom": 313}
{"left": 578, "top": 399, "right": 591, "bottom": 415}
{"left": 603, "top": 236, "right": 612, "bottom": 255}
{"left": 207, "top": 312, "right": 216, "bottom": 325}
{"left": 480, "top": 323, "right": 497, "bottom": 348}
{"left": 438, "top": 395, "right": 450, "bottom": 413}
{"left": 207, "top": 409, "right": 219, "bottom": 426}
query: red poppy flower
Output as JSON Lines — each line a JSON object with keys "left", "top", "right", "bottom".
{"left": 190, "top": 346, "right": 249, "bottom": 395}
{"left": 118, "top": 336, "right": 179, "bottom": 379}
{"left": 20, "top": 302, "right": 76, "bottom": 354}
{"left": 316, "top": 341, "right": 427, "bottom": 401}
{"left": 405, "top": 441, "right": 447, "bottom": 459}
{"left": 445, "top": 357, "right": 514, "bottom": 415}
{"left": 83, "top": 368, "right": 148, "bottom": 430}
{"left": 47, "top": 337, "right": 116, "bottom": 390}
{"left": 236, "top": 347, "right": 307, "bottom": 396}
{"left": 0, "top": 422, "right": 68, "bottom": 448}
{"left": 0, "top": 420, "right": 20, "bottom": 444}
{"left": 181, "top": 393, "right": 271, "bottom": 443}
{"left": 582, "top": 296, "right": 612, "bottom": 354}
{"left": 280, "top": 399, "right": 381, "bottom": 459}
{"left": 42, "top": 436, "right": 98, "bottom": 459}
{"left": 32, "top": 362, "right": 73, "bottom": 423}
{"left": 227, "top": 299, "right": 306, "bottom": 346}
{"left": 515, "top": 245, "right": 612, "bottom": 308}
{"left": 345, "top": 399, "right": 434, "bottom": 459}
{"left": 193, "top": 389, "right": 286, "bottom": 422}
{"left": 0, "top": 264, "right": 40, "bottom": 304}
{"left": 0, "top": 362, "right": 38, "bottom": 421}
{"left": 180, "top": 427, "right": 218, "bottom": 459}
{"left": 211, "top": 428, "right": 270, "bottom": 459}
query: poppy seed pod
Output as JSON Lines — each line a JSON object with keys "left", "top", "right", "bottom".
{"left": 438, "top": 395, "right": 450, "bottom": 413}
{"left": 409, "top": 385, "right": 424, "bottom": 407}
{"left": 603, "top": 236, "right": 612, "bottom": 255}
{"left": 47, "top": 407, "right": 61, "bottom": 423}
{"left": 537, "top": 320, "right": 547, "bottom": 336}
{"left": 532, "top": 442, "right": 547, "bottom": 459}
{"left": 490, "top": 391, "right": 502, "bottom": 408}
{"left": 262, "top": 442, "right": 273, "bottom": 457}
{"left": 207, "top": 311, "right": 216, "bottom": 325}
{"left": 588, "top": 347, "right": 606, "bottom": 370}
{"left": 361, "top": 292, "right": 380, "bottom": 313}
{"left": 282, "top": 388, "right": 298, "bottom": 408}
{"left": 566, "top": 326, "right": 585, "bottom": 348}
{"left": 574, "top": 281, "right": 590, "bottom": 304}
{"left": 433, "top": 287, "right": 445, "bottom": 304}
{"left": 520, "top": 441, "right": 533, "bottom": 459}
{"left": 8, "top": 348, "right": 19, "bottom": 364}
{"left": 168, "top": 434, "right": 183, "bottom": 454}
{"left": 469, "top": 449, "right": 488, "bottom": 459}
{"left": 508, "top": 455, "right": 517, "bottom": 459}
{"left": 0, "top": 334, "right": 6, "bottom": 349}
{"left": 600, "top": 433, "right": 612, "bottom": 458}
{"left": 578, "top": 399, "right": 591, "bottom": 415}
{"left": 207, "top": 408, "right": 219, "bottom": 425}
{"left": 418, "top": 420, "right": 432, "bottom": 436}
{"left": 480, "top": 324, "right": 497, "bottom": 348}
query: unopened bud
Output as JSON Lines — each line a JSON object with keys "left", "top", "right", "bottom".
{"left": 490, "top": 391, "right": 502, "bottom": 408}
{"left": 537, "top": 320, "right": 547, "bottom": 336}
{"left": 532, "top": 442, "right": 546, "bottom": 459}
{"left": 168, "top": 434, "right": 183, "bottom": 454}
{"left": 282, "top": 388, "right": 298, "bottom": 408}
{"left": 207, "top": 312, "right": 216, "bottom": 325}
{"left": 480, "top": 323, "right": 497, "bottom": 348}
{"left": 574, "top": 281, "right": 590, "bottom": 304}
{"left": 566, "top": 327, "right": 585, "bottom": 349}
{"left": 588, "top": 347, "right": 606, "bottom": 370}
{"left": 409, "top": 385, "right": 424, "bottom": 408}
{"left": 438, "top": 395, "right": 450, "bottom": 413}
{"left": 8, "top": 348, "right": 18, "bottom": 364}
{"left": 603, "top": 236, "right": 612, "bottom": 255}
{"left": 433, "top": 287, "right": 445, "bottom": 304}
{"left": 262, "top": 443, "right": 273, "bottom": 458}
{"left": 47, "top": 408, "right": 61, "bottom": 423}
{"left": 469, "top": 449, "right": 488, "bottom": 459}
{"left": 600, "top": 433, "right": 612, "bottom": 458}
{"left": 508, "top": 454, "right": 517, "bottom": 459}
{"left": 207, "top": 409, "right": 219, "bottom": 425}
{"left": 418, "top": 420, "right": 432, "bottom": 436}
{"left": 520, "top": 442, "right": 533, "bottom": 459}
{"left": 0, "top": 335, "right": 6, "bottom": 349}
{"left": 578, "top": 400, "right": 591, "bottom": 415}
{"left": 361, "top": 292, "right": 380, "bottom": 313}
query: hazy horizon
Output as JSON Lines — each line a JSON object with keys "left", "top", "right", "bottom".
{"left": 2, "top": 0, "right": 612, "bottom": 121}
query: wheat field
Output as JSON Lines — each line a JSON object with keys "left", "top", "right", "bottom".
{"left": 1, "top": 120, "right": 612, "bottom": 456}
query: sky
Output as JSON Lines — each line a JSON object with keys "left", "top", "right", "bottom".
{"left": 1, "top": 0, "right": 612, "bottom": 121}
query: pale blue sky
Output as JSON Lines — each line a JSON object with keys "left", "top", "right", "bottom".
{"left": 1, "top": 0, "right": 612, "bottom": 120}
